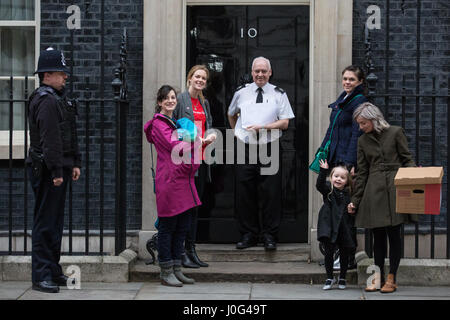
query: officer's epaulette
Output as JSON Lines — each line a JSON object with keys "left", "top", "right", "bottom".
{"left": 275, "top": 86, "right": 285, "bottom": 94}
{"left": 235, "top": 83, "right": 249, "bottom": 92}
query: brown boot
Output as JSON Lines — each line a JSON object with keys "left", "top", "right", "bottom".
{"left": 380, "top": 273, "right": 397, "bottom": 293}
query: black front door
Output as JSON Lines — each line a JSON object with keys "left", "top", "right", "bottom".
{"left": 187, "top": 5, "right": 309, "bottom": 243}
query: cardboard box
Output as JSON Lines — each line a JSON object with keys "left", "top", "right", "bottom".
{"left": 394, "top": 167, "right": 444, "bottom": 215}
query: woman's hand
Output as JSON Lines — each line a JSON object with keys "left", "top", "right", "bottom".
{"left": 347, "top": 202, "right": 356, "bottom": 214}
{"left": 201, "top": 134, "right": 216, "bottom": 146}
{"left": 53, "top": 177, "right": 63, "bottom": 186}
{"left": 72, "top": 167, "right": 81, "bottom": 181}
{"left": 319, "top": 159, "right": 329, "bottom": 169}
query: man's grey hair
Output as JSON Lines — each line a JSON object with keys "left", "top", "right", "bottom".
{"left": 252, "top": 56, "right": 271, "bottom": 71}
{"left": 353, "top": 102, "right": 390, "bottom": 133}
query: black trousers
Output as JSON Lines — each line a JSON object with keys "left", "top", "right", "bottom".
{"left": 235, "top": 141, "right": 282, "bottom": 238}
{"left": 323, "top": 240, "right": 350, "bottom": 279}
{"left": 372, "top": 224, "right": 402, "bottom": 280}
{"left": 29, "top": 166, "right": 70, "bottom": 283}
{"left": 185, "top": 162, "right": 208, "bottom": 244}
{"left": 158, "top": 211, "right": 192, "bottom": 266}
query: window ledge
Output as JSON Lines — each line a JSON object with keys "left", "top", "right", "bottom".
{"left": 0, "top": 131, "right": 28, "bottom": 159}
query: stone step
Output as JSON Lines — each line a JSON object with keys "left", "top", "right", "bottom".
{"left": 192, "top": 243, "right": 311, "bottom": 263}
{"left": 130, "top": 260, "right": 358, "bottom": 284}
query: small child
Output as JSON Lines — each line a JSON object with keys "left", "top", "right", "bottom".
{"left": 316, "top": 159, "right": 356, "bottom": 290}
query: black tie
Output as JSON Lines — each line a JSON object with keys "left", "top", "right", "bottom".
{"left": 256, "top": 87, "right": 263, "bottom": 103}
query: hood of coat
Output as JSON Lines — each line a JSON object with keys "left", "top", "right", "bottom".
{"left": 144, "top": 113, "right": 177, "bottom": 144}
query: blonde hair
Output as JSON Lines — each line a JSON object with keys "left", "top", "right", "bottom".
{"left": 186, "top": 65, "right": 209, "bottom": 105}
{"left": 328, "top": 165, "right": 352, "bottom": 199}
{"left": 353, "top": 102, "right": 390, "bottom": 133}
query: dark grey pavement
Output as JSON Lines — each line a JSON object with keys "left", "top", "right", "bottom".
{"left": 1, "top": 281, "right": 449, "bottom": 300}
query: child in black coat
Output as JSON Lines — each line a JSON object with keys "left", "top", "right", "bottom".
{"left": 316, "top": 159, "right": 355, "bottom": 290}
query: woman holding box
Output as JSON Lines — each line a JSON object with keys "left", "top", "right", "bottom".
{"left": 348, "top": 102, "right": 417, "bottom": 293}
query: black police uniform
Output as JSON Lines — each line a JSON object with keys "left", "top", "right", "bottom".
{"left": 26, "top": 49, "right": 81, "bottom": 290}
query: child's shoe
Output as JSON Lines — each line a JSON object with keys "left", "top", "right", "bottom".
{"left": 322, "top": 278, "right": 336, "bottom": 290}
{"left": 338, "top": 278, "right": 346, "bottom": 290}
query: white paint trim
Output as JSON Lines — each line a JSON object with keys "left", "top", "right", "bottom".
{"left": 308, "top": 0, "right": 315, "bottom": 250}
{"left": 35, "top": 0, "right": 40, "bottom": 89}
{"left": 187, "top": 0, "right": 310, "bottom": 4}
{"left": 0, "top": 21, "right": 36, "bottom": 26}
{"left": 0, "top": 0, "right": 40, "bottom": 159}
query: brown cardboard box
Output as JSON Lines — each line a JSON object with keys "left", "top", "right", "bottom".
{"left": 394, "top": 167, "right": 444, "bottom": 215}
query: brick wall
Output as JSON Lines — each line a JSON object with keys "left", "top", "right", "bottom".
{"left": 0, "top": 0, "right": 143, "bottom": 233}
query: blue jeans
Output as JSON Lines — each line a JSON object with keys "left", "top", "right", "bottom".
{"left": 157, "top": 211, "right": 192, "bottom": 267}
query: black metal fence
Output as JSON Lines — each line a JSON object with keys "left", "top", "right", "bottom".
{"left": 0, "top": 30, "right": 129, "bottom": 256}
{"left": 364, "top": 7, "right": 450, "bottom": 259}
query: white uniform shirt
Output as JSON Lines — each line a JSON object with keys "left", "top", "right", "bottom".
{"left": 228, "top": 82, "right": 295, "bottom": 144}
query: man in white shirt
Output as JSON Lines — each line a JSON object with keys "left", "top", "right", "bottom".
{"left": 228, "top": 57, "right": 295, "bottom": 251}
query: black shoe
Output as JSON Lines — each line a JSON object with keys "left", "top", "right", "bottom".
{"left": 236, "top": 234, "right": 258, "bottom": 249}
{"left": 186, "top": 244, "right": 209, "bottom": 268}
{"left": 32, "top": 280, "right": 60, "bottom": 293}
{"left": 53, "top": 275, "right": 75, "bottom": 287}
{"left": 181, "top": 252, "right": 200, "bottom": 268}
{"left": 263, "top": 234, "right": 277, "bottom": 251}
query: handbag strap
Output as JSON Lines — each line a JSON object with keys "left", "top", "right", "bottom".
{"left": 324, "top": 93, "right": 363, "bottom": 150}
{"left": 150, "top": 144, "right": 156, "bottom": 194}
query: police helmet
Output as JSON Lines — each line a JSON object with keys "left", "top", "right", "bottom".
{"left": 35, "top": 47, "right": 70, "bottom": 74}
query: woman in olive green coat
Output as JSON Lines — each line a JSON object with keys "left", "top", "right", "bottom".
{"left": 348, "top": 102, "right": 417, "bottom": 294}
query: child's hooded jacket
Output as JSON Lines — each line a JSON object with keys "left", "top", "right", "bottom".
{"left": 144, "top": 113, "right": 201, "bottom": 217}
{"left": 316, "top": 168, "right": 355, "bottom": 247}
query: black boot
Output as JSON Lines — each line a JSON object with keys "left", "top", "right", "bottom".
{"left": 186, "top": 241, "right": 209, "bottom": 267}
{"left": 181, "top": 252, "right": 200, "bottom": 268}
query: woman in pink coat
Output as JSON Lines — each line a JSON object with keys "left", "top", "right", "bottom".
{"left": 144, "top": 85, "right": 201, "bottom": 287}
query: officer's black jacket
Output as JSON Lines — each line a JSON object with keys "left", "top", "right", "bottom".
{"left": 27, "top": 85, "right": 81, "bottom": 179}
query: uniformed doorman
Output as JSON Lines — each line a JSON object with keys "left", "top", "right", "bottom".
{"left": 27, "top": 48, "right": 81, "bottom": 293}
{"left": 228, "top": 57, "right": 295, "bottom": 251}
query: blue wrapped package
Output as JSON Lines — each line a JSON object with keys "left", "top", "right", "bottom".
{"left": 176, "top": 117, "right": 198, "bottom": 142}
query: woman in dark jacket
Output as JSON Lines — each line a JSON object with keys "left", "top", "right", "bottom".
{"left": 318, "top": 65, "right": 368, "bottom": 270}
{"left": 319, "top": 65, "right": 368, "bottom": 173}
{"left": 348, "top": 102, "right": 417, "bottom": 293}
{"left": 173, "top": 65, "right": 217, "bottom": 268}
{"left": 316, "top": 160, "right": 355, "bottom": 290}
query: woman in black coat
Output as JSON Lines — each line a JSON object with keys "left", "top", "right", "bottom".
{"left": 316, "top": 160, "right": 355, "bottom": 290}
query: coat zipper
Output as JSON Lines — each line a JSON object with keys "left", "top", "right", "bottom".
{"left": 189, "top": 162, "right": 198, "bottom": 205}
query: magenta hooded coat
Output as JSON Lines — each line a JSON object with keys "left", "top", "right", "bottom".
{"left": 144, "top": 113, "right": 201, "bottom": 217}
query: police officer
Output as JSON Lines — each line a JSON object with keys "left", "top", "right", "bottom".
{"left": 26, "top": 48, "right": 81, "bottom": 293}
{"left": 228, "top": 57, "right": 295, "bottom": 251}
